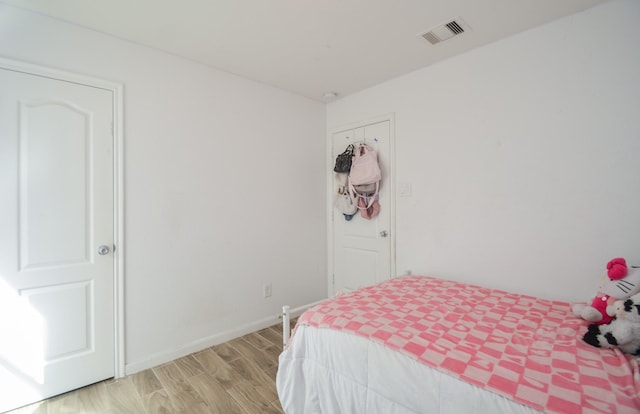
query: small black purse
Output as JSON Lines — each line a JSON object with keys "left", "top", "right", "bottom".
{"left": 333, "top": 144, "right": 354, "bottom": 173}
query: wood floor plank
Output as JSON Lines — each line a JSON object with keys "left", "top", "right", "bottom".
{"left": 211, "top": 365, "right": 245, "bottom": 391}
{"left": 142, "top": 389, "right": 174, "bottom": 414}
{"left": 263, "top": 344, "right": 283, "bottom": 365}
{"left": 188, "top": 373, "right": 245, "bottom": 414}
{"left": 265, "top": 364, "right": 279, "bottom": 380}
{"left": 131, "top": 368, "right": 164, "bottom": 396}
{"left": 229, "top": 338, "right": 275, "bottom": 370}
{"left": 174, "top": 354, "right": 206, "bottom": 378}
{"left": 226, "top": 379, "right": 282, "bottom": 414}
{"left": 242, "top": 331, "right": 275, "bottom": 349}
{"left": 192, "top": 348, "right": 245, "bottom": 390}
{"left": 165, "top": 378, "right": 210, "bottom": 413}
{"left": 176, "top": 399, "right": 211, "bottom": 414}
{"left": 6, "top": 401, "right": 47, "bottom": 414}
{"left": 192, "top": 348, "right": 229, "bottom": 374}
{"left": 153, "top": 363, "right": 210, "bottom": 413}
{"left": 73, "top": 382, "right": 111, "bottom": 413}
{"left": 153, "top": 362, "right": 187, "bottom": 384}
{"left": 271, "top": 321, "right": 283, "bottom": 334}
{"left": 47, "top": 391, "right": 81, "bottom": 414}
{"left": 227, "top": 357, "right": 279, "bottom": 402}
{"left": 257, "top": 327, "right": 284, "bottom": 348}
{"left": 103, "top": 377, "right": 148, "bottom": 414}
{"left": 48, "top": 382, "right": 111, "bottom": 414}
{"left": 271, "top": 397, "right": 286, "bottom": 414}
{"left": 5, "top": 322, "right": 288, "bottom": 414}
{"left": 211, "top": 342, "right": 243, "bottom": 363}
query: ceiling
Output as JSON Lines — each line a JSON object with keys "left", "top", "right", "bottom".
{"left": 2, "top": 0, "right": 609, "bottom": 102}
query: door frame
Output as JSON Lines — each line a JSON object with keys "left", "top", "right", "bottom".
{"left": 0, "top": 56, "right": 126, "bottom": 379}
{"left": 326, "top": 113, "right": 396, "bottom": 295}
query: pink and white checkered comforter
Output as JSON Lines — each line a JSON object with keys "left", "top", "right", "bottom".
{"left": 295, "top": 276, "right": 640, "bottom": 413}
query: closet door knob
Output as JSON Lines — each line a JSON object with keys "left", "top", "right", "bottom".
{"left": 380, "top": 230, "right": 388, "bottom": 237}
{"left": 98, "top": 245, "right": 110, "bottom": 255}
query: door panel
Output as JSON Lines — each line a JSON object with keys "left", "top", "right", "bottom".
{"left": 0, "top": 67, "right": 114, "bottom": 412}
{"left": 332, "top": 118, "right": 393, "bottom": 294}
{"left": 20, "top": 101, "right": 91, "bottom": 269}
{"left": 22, "top": 281, "right": 93, "bottom": 361}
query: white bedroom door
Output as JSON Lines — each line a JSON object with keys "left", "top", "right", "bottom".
{"left": 0, "top": 67, "right": 115, "bottom": 412}
{"left": 331, "top": 116, "right": 394, "bottom": 295}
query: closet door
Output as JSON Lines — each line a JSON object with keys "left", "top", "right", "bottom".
{"left": 0, "top": 67, "right": 115, "bottom": 411}
{"left": 331, "top": 116, "right": 394, "bottom": 294}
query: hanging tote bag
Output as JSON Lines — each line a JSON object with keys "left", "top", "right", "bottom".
{"left": 348, "top": 144, "right": 382, "bottom": 209}
{"left": 348, "top": 144, "right": 381, "bottom": 186}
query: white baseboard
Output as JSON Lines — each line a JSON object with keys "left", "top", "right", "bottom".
{"left": 124, "top": 299, "right": 325, "bottom": 376}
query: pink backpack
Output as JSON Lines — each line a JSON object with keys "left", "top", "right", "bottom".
{"left": 348, "top": 144, "right": 381, "bottom": 218}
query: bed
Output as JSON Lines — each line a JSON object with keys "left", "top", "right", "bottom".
{"left": 276, "top": 275, "right": 640, "bottom": 414}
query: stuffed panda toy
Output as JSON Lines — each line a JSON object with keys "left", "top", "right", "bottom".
{"left": 583, "top": 292, "right": 640, "bottom": 355}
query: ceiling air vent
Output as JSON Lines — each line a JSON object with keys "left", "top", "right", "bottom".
{"left": 419, "top": 18, "right": 469, "bottom": 45}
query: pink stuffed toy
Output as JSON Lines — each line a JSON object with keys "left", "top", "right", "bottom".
{"left": 572, "top": 258, "right": 640, "bottom": 325}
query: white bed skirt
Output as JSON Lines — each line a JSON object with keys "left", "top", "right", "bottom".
{"left": 277, "top": 325, "right": 543, "bottom": 414}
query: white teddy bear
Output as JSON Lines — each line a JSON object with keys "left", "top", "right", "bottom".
{"left": 582, "top": 291, "right": 640, "bottom": 355}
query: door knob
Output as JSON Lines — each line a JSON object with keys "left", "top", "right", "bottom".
{"left": 380, "top": 230, "right": 388, "bottom": 237}
{"left": 97, "top": 245, "right": 110, "bottom": 255}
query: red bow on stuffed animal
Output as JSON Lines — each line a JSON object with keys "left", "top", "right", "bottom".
{"left": 607, "top": 257, "right": 628, "bottom": 280}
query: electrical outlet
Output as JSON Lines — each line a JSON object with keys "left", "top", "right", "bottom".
{"left": 263, "top": 283, "right": 272, "bottom": 298}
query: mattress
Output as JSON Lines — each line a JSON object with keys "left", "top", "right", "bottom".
{"left": 276, "top": 276, "right": 640, "bottom": 414}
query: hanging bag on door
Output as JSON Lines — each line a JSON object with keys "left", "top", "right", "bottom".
{"left": 349, "top": 143, "right": 381, "bottom": 212}
{"left": 358, "top": 196, "right": 380, "bottom": 220}
{"left": 333, "top": 144, "right": 355, "bottom": 173}
{"left": 335, "top": 191, "right": 358, "bottom": 220}
{"left": 333, "top": 173, "right": 357, "bottom": 220}
{"left": 348, "top": 144, "right": 381, "bottom": 186}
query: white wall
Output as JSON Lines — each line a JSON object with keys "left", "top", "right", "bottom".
{"left": 0, "top": 4, "right": 327, "bottom": 372}
{"left": 328, "top": 0, "right": 640, "bottom": 302}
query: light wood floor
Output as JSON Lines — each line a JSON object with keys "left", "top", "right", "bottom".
{"left": 7, "top": 320, "right": 295, "bottom": 414}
